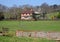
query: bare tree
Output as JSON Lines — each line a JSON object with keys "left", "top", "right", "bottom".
{"left": 40, "top": 3, "right": 49, "bottom": 19}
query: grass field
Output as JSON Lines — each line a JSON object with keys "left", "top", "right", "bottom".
{"left": 0, "top": 36, "right": 56, "bottom": 42}
{"left": 0, "top": 20, "right": 60, "bottom": 42}
{"left": 0, "top": 20, "right": 60, "bottom": 31}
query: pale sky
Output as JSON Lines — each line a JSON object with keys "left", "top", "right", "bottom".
{"left": 0, "top": 0, "right": 60, "bottom": 7}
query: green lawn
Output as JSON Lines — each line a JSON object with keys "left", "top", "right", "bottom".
{"left": 0, "top": 21, "right": 60, "bottom": 31}
{"left": 0, "top": 21, "right": 60, "bottom": 42}
{"left": 0, "top": 36, "right": 56, "bottom": 42}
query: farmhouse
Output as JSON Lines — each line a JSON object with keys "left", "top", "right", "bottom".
{"left": 21, "top": 9, "right": 34, "bottom": 20}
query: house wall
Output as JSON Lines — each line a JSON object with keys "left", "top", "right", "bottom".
{"left": 21, "top": 13, "right": 32, "bottom": 20}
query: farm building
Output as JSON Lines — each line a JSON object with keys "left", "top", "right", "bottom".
{"left": 21, "top": 9, "right": 40, "bottom": 20}
{"left": 21, "top": 9, "right": 35, "bottom": 20}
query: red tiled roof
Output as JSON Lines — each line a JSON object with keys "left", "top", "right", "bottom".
{"left": 21, "top": 10, "right": 34, "bottom": 14}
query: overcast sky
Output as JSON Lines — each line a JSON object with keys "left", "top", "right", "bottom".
{"left": 0, "top": 0, "right": 60, "bottom": 7}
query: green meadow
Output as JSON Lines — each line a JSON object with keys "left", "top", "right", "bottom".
{"left": 0, "top": 20, "right": 60, "bottom": 42}
{"left": 0, "top": 21, "right": 60, "bottom": 31}
{"left": 0, "top": 36, "right": 56, "bottom": 42}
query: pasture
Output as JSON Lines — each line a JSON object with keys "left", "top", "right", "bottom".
{"left": 0, "top": 20, "right": 60, "bottom": 42}
{"left": 0, "top": 36, "right": 56, "bottom": 42}
{"left": 0, "top": 21, "right": 60, "bottom": 31}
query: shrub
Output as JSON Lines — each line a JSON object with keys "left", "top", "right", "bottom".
{"left": 57, "top": 14, "right": 60, "bottom": 19}
{"left": 57, "top": 11, "right": 60, "bottom": 19}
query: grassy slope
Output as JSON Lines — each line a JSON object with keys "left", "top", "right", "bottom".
{"left": 47, "top": 12, "right": 59, "bottom": 19}
{"left": 0, "top": 21, "right": 60, "bottom": 31}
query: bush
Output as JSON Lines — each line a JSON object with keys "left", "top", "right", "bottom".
{"left": 57, "top": 11, "right": 60, "bottom": 19}
{"left": 1, "top": 27, "right": 10, "bottom": 36}
{"left": 0, "top": 12, "right": 4, "bottom": 20}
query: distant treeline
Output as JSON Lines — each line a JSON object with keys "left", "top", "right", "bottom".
{"left": 0, "top": 3, "right": 60, "bottom": 20}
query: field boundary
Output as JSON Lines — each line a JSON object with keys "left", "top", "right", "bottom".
{"left": 16, "top": 30, "right": 60, "bottom": 40}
